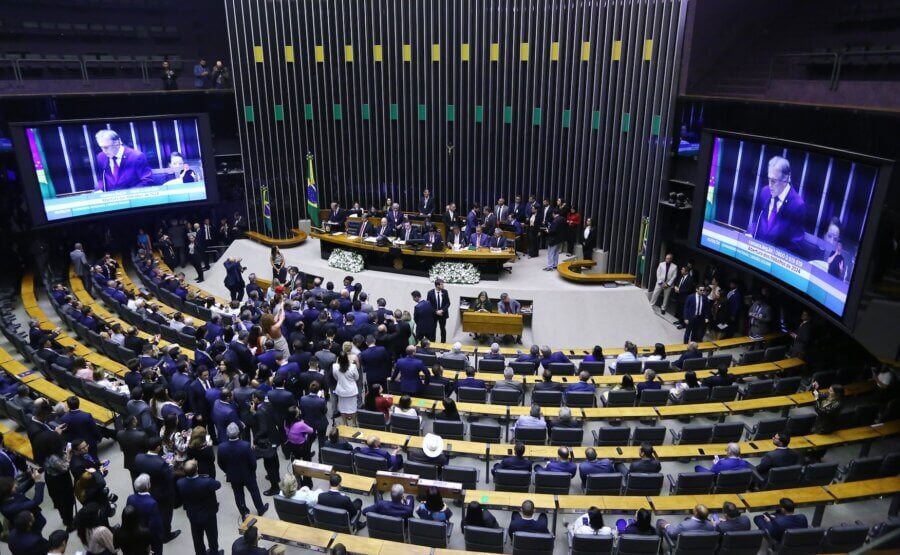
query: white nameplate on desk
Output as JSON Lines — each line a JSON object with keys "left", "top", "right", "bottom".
{"left": 294, "top": 460, "right": 333, "bottom": 473}
{"left": 363, "top": 237, "right": 378, "bottom": 243}
{"left": 331, "top": 232, "right": 345, "bottom": 236}
{"left": 395, "top": 240, "right": 406, "bottom": 245}
{"left": 376, "top": 470, "right": 419, "bottom": 481}
{"left": 417, "top": 478, "right": 463, "bottom": 490}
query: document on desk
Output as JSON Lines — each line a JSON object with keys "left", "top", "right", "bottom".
{"left": 363, "top": 237, "right": 378, "bottom": 243}
{"left": 331, "top": 232, "right": 345, "bottom": 236}
{"left": 395, "top": 240, "right": 406, "bottom": 245}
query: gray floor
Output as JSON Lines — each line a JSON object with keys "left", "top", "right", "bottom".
{"left": 9, "top": 266, "right": 895, "bottom": 554}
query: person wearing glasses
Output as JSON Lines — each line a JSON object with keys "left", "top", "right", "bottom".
{"left": 94, "top": 129, "right": 154, "bottom": 192}
{"left": 752, "top": 156, "right": 807, "bottom": 256}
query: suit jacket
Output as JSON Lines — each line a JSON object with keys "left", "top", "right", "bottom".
{"left": 699, "top": 456, "right": 753, "bottom": 474}
{"left": 427, "top": 288, "right": 451, "bottom": 321}
{"left": 133, "top": 453, "right": 175, "bottom": 502}
{"left": 753, "top": 186, "right": 806, "bottom": 255}
{"left": 176, "top": 475, "right": 221, "bottom": 522}
{"left": 511, "top": 202, "right": 528, "bottom": 222}
{"left": 363, "top": 497, "right": 415, "bottom": 519}
{"left": 231, "top": 537, "right": 268, "bottom": 555}
{"left": 758, "top": 513, "right": 808, "bottom": 541}
{"left": 317, "top": 489, "right": 360, "bottom": 518}
{"left": 683, "top": 293, "right": 710, "bottom": 322}
{"left": 539, "top": 459, "right": 577, "bottom": 477}
{"left": 126, "top": 492, "right": 165, "bottom": 545}
{"left": 398, "top": 226, "right": 421, "bottom": 242}
{"left": 483, "top": 213, "right": 498, "bottom": 236}
{"left": 756, "top": 447, "right": 799, "bottom": 475}
{"left": 578, "top": 459, "right": 614, "bottom": 481}
{"left": 391, "top": 356, "right": 430, "bottom": 394}
{"left": 457, "top": 377, "right": 486, "bottom": 390}
{"left": 95, "top": 145, "right": 153, "bottom": 191}
{"left": 7, "top": 529, "right": 49, "bottom": 555}
{"left": 211, "top": 400, "right": 241, "bottom": 444}
{"left": 508, "top": 513, "right": 549, "bottom": 538}
{"left": 413, "top": 300, "right": 436, "bottom": 338}
{"left": 116, "top": 429, "right": 149, "bottom": 471}
{"left": 469, "top": 233, "right": 489, "bottom": 248}
{"left": 664, "top": 516, "right": 715, "bottom": 540}
{"left": 355, "top": 220, "right": 375, "bottom": 238}
{"left": 217, "top": 438, "right": 257, "bottom": 483}
{"left": 656, "top": 261, "right": 678, "bottom": 286}
{"left": 442, "top": 211, "right": 460, "bottom": 233}
{"left": 387, "top": 209, "right": 406, "bottom": 229}
{"left": 298, "top": 394, "right": 328, "bottom": 431}
{"left": 582, "top": 226, "right": 597, "bottom": 253}
{"left": 61, "top": 409, "right": 99, "bottom": 447}
{"left": 465, "top": 210, "right": 479, "bottom": 237}
{"left": 495, "top": 455, "right": 534, "bottom": 472}
{"left": 359, "top": 345, "right": 392, "bottom": 385}
{"left": 489, "top": 235, "right": 508, "bottom": 249}
{"left": 716, "top": 515, "right": 751, "bottom": 533}
{"left": 446, "top": 231, "right": 468, "bottom": 248}
{"left": 627, "top": 458, "right": 662, "bottom": 474}
{"left": 419, "top": 196, "right": 435, "bottom": 216}
{"left": 673, "top": 349, "right": 703, "bottom": 369}
{"left": 424, "top": 231, "right": 444, "bottom": 249}
{"left": 494, "top": 205, "right": 510, "bottom": 223}
{"left": 548, "top": 216, "right": 565, "bottom": 246}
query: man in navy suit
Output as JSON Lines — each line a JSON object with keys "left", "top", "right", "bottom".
{"left": 60, "top": 397, "right": 101, "bottom": 459}
{"left": 231, "top": 525, "right": 268, "bottom": 555}
{"left": 359, "top": 335, "right": 391, "bottom": 390}
{"left": 386, "top": 203, "right": 405, "bottom": 230}
{"left": 682, "top": 285, "right": 710, "bottom": 343}
{"left": 753, "top": 497, "right": 808, "bottom": 542}
{"left": 133, "top": 437, "right": 179, "bottom": 542}
{"left": 565, "top": 371, "right": 596, "bottom": 395}
{"left": 423, "top": 226, "right": 444, "bottom": 250}
{"left": 427, "top": 279, "right": 451, "bottom": 343}
{"left": 93, "top": 129, "right": 153, "bottom": 191}
{"left": 469, "top": 225, "right": 489, "bottom": 248}
{"left": 176, "top": 459, "right": 223, "bottom": 555}
{"left": 217, "top": 423, "right": 268, "bottom": 521}
{"left": 391, "top": 346, "right": 430, "bottom": 395}
{"left": 716, "top": 502, "right": 752, "bottom": 533}
{"left": 299, "top": 382, "right": 328, "bottom": 446}
{"left": 7, "top": 510, "right": 49, "bottom": 555}
{"left": 412, "top": 290, "right": 436, "bottom": 342}
{"left": 326, "top": 202, "right": 348, "bottom": 232}
{"left": 127, "top": 473, "right": 168, "bottom": 553}
{"left": 446, "top": 224, "right": 468, "bottom": 249}
{"left": 465, "top": 205, "right": 480, "bottom": 237}
{"left": 657, "top": 504, "right": 715, "bottom": 540}
{"left": 755, "top": 431, "right": 800, "bottom": 478}
{"left": 539, "top": 346, "right": 571, "bottom": 369}
{"left": 753, "top": 156, "right": 807, "bottom": 256}
{"left": 672, "top": 342, "right": 703, "bottom": 369}
{"left": 695, "top": 442, "right": 754, "bottom": 473}
{"left": 489, "top": 228, "right": 508, "bottom": 249}
{"left": 317, "top": 473, "right": 364, "bottom": 523}
{"left": 418, "top": 189, "right": 435, "bottom": 217}
{"left": 492, "top": 441, "right": 534, "bottom": 474}
{"left": 397, "top": 221, "right": 421, "bottom": 242}
{"left": 578, "top": 447, "right": 614, "bottom": 483}
{"left": 457, "top": 367, "right": 486, "bottom": 390}
{"left": 508, "top": 500, "right": 550, "bottom": 538}
{"left": 362, "top": 483, "right": 415, "bottom": 520}
{"left": 266, "top": 376, "right": 297, "bottom": 445}
{"left": 211, "top": 389, "right": 242, "bottom": 445}
{"left": 536, "top": 447, "right": 577, "bottom": 477}
{"left": 355, "top": 436, "right": 403, "bottom": 471}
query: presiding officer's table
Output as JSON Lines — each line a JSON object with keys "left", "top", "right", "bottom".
{"left": 462, "top": 311, "right": 524, "bottom": 336}
{"left": 313, "top": 231, "right": 516, "bottom": 279}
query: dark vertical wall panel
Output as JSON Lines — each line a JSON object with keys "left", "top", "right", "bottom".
{"left": 225, "top": 0, "right": 685, "bottom": 273}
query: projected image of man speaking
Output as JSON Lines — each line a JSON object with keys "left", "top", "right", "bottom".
{"left": 752, "top": 156, "right": 807, "bottom": 256}
{"left": 94, "top": 129, "right": 154, "bottom": 191}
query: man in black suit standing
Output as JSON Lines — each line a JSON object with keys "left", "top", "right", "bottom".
{"left": 116, "top": 416, "right": 149, "bottom": 481}
{"left": 317, "top": 474, "right": 363, "bottom": 528}
{"left": 176, "top": 459, "right": 223, "bottom": 555}
{"left": 672, "top": 266, "right": 695, "bottom": 328}
{"left": 442, "top": 202, "right": 460, "bottom": 234}
{"left": 427, "top": 279, "right": 451, "bottom": 343}
{"left": 133, "top": 437, "right": 180, "bottom": 542}
{"left": 217, "top": 423, "right": 268, "bottom": 521}
{"left": 753, "top": 156, "right": 807, "bottom": 256}
{"left": 419, "top": 189, "right": 435, "bottom": 218}
{"left": 681, "top": 285, "right": 709, "bottom": 343}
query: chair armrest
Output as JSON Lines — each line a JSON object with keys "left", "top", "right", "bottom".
{"left": 666, "top": 473, "right": 677, "bottom": 492}
{"left": 591, "top": 429, "right": 599, "bottom": 444}
{"left": 668, "top": 428, "right": 681, "bottom": 442}
{"left": 751, "top": 469, "right": 765, "bottom": 485}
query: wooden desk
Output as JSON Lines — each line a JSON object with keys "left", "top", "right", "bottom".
{"left": 332, "top": 534, "right": 384, "bottom": 555}
{"left": 825, "top": 476, "right": 900, "bottom": 502}
{"left": 0, "top": 422, "right": 34, "bottom": 461}
{"left": 461, "top": 312, "right": 523, "bottom": 336}
{"left": 556, "top": 494, "right": 650, "bottom": 512}
{"left": 245, "top": 228, "right": 308, "bottom": 247}
{"left": 740, "top": 486, "right": 834, "bottom": 509}
{"left": 292, "top": 460, "right": 375, "bottom": 495}
{"left": 650, "top": 494, "right": 743, "bottom": 513}
{"left": 556, "top": 259, "right": 637, "bottom": 284}
{"left": 28, "top": 380, "right": 115, "bottom": 425}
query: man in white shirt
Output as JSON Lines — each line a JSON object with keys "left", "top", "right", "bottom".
{"left": 512, "top": 405, "right": 546, "bottom": 430}
{"left": 648, "top": 253, "right": 678, "bottom": 314}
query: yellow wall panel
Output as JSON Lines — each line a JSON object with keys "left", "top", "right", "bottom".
{"left": 643, "top": 39, "right": 654, "bottom": 61}
{"left": 581, "top": 41, "right": 591, "bottom": 61}
{"left": 432, "top": 43, "right": 441, "bottom": 62}
{"left": 520, "top": 42, "right": 529, "bottom": 61}
{"left": 461, "top": 43, "right": 470, "bottom": 61}
{"left": 612, "top": 40, "right": 622, "bottom": 61}
{"left": 490, "top": 42, "right": 500, "bottom": 61}
{"left": 253, "top": 45, "right": 264, "bottom": 63}
{"left": 550, "top": 41, "right": 560, "bottom": 61}
{"left": 373, "top": 44, "right": 383, "bottom": 62}
{"left": 284, "top": 45, "right": 294, "bottom": 63}
{"left": 344, "top": 45, "right": 354, "bottom": 62}
{"left": 314, "top": 45, "right": 325, "bottom": 63}
{"left": 402, "top": 44, "right": 412, "bottom": 62}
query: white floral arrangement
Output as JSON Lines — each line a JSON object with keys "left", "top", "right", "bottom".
{"left": 327, "top": 249, "right": 365, "bottom": 273}
{"left": 430, "top": 261, "right": 481, "bottom": 284}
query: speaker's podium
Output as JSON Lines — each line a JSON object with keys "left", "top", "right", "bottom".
{"left": 461, "top": 311, "right": 524, "bottom": 337}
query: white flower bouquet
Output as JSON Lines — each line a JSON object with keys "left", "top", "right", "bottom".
{"left": 327, "top": 249, "right": 365, "bottom": 273}
{"left": 430, "top": 261, "right": 481, "bottom": 284}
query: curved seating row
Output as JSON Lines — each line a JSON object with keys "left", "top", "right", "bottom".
{"left": 114, "top": 255, "right": 208, "bottom": 327}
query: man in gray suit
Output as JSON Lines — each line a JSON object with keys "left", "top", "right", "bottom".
{"left": 493, "top": 367, "right": 524, "bottom": 396}
{"left": 439, "top": 342, "right": 469, "bottom": 368}
{"left": 656, "top": 504, "right": 715, "bottom": 540}
{"left": 70, "top": 243, "right": 88, "bottom": 277}
{"left": 715, "top": 502, "right": 751, "bottom": 533}
{"left": 497, "top": 293, "right": 523, "bottom": 344}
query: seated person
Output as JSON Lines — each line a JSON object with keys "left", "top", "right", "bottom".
{"left": 703, "top": 364, "right": 735, "bottom": 388}
{"left": 324, "top": 428, "right": 353, "bottom": 452}
{"left": 601, "top": 374, "right": 635, "bottom": 404}
{"left": 568, "top": 506, "right": 612, "bottom": 539}
{"left": 492, "top": 441, "right": 533, "bottom": 474}
{"left": 539, "top": 345, "right": 571, "bottom": 369}
{"left": 753, "top": 497, "right": 808, "bottom": 542}
{"left": 583, "top": 345, "right": 604, "bottom": 363}
{"left": 489, "top": 228, "right": 508, "bottom": 249}
{"left": 668, "top": 370, "right": 700, "bottom": 403}
{"left": 462, "top": 501, "right": 499, "bottom": 531}
{"left": 715, "top": 501, "right": 751, "bottom": 533}
{"left": 415, "top": 486, "right": 453, "bottom": 522}
{"left": 616, "top": 442, "right": 660, "bottom": 475}
{"left": 408, "top": 433, "right": 450, "bottom": 468}
{"left": 673, "top": 342, "right": 702, "bottom": 369}
{"left": 362, "top": 484, "right": 414, "bottom": 520}
{"left": 534, "top": 369, "right": 563, "bottom": 392}
{"left": 617, "top": 508, "right": 655, "bottom": 536}
{"left": 512, "top": 405, "right": 546, "bottom": 431}
{"left": 636, "top": 369, "right": 662, "bottom": 394}
{"left": 695, "top": 443, "right": 753, "bottom": 474}
{"left": 422, "top": 226, "right": 444, "bottom": 249}
{"left": 536, "top": 446, "right": 577, "bottom": 477}
{"left": 317, "top": 474, "right": 363, "bottom": 524}
{"left": 565, "top": 371, "right": 596, "bottom": 394}
{"left": 429, "top": 366, "right": 455, "bottom": 397}
{"left": 483, "top": 343, "right": 505, "bottom": 360}
{"left": 578, "top": 447, "right": 614, "bottom": 483}
{"left": 493, "top": 367, "right": 524, "bottom": 396}
{"left": 755, "top": 431, "right": 799, "bottom": 478}
{"left": 389, "top": 395, "right": 421, "bottom": 425}
{"left": 508, "top": 500, "right": 550, "bottom": 538}
{"left": 435, "top": 398, "right": 461, "bottom": 421}
{"left": 515, "top": 345, "right": 541, "bottom": 367}
{"left": 439, "top": 342, "right": 470, "bottom": 368}
{"left": 354, "top": 436, "right": 403, "bottom": 471}
{"left": 610, "top": 341, "right": 638, "bottom": 374}
{"left": 456, "top": 367, "right": 486, "bottom": 390}
{"left": 656, "top": 504, "right": 714, "bottom": 541}
{"left": 549, "top": 406, "right": 581, "bottom": 430}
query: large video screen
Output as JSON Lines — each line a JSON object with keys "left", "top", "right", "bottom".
{"left": 698, "top": 133, "right": 882, "bottom": 317}
{"left": 14, "top": 115, "right": 216, "bottom": 224}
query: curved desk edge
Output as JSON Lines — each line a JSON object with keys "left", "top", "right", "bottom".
{"left": 557, "top": 259, "right": 637, "bottom": 284}
{"left": 245, "top": 228, "right": 308, "bottom": 247}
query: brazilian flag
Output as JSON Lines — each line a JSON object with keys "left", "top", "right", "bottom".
{"left": 261, "top": 185, "right": 273, "bottom": 234}
{"left": 306, "top": 153, "right": 319, "bottom": 227}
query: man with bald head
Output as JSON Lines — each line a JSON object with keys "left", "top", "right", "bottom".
{"left": 657, "top": 504, "right": 714, "bottom": 540}
{"left": 362, "top": 483, "right": 415, "bottom": 519}
{"left": 176, "top": 459, "right": 223, "bottom": 555}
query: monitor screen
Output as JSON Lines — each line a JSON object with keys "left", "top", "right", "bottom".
{"left": 14, "top": 115, "right": 216, "bottom": 225}
{"left": 698, "top": 133, "right": 882, "bottom": 318}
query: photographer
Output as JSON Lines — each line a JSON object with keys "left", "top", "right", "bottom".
{"left": 0, "top": 469, "right": 47, "bottom": 533}
{"left": 224, "top": 257, "right": 247, "bottom": 302}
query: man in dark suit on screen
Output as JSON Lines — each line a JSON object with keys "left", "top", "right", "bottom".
{"left": 752, "top": 156, "right": 806, "bottom": 255}
{"left": 94, "top": 129, "right": 154, "bottom": 192}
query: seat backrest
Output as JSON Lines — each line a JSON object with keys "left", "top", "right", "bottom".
{"left": 565, "top": 390, "right": 596, "bottom": 408}
{"left": 718, "top": 530, "right": 765, "bottom": 555}
{"left": 273, "top": 496, "right": 310, "bottom": 525}
{"left": 761, "top": 465, "right": 803, "bottom": 489}
{"left": 433, "top": 419, "right": 465, "bottom": 440}
{"left": 631, "top": 426, "right": 666, "bottom": 445}
{"left": 880, "top": 452, "right": 900, "bottom": 477}
{"left": 571, "top": 533, "right": 614, "bottom": 555}
{"left": 353, "top": 452, "right": 389, "bottom": 476}
{"left": 578, "top": 360, "right": 605, "bottom": 376}
{"left": 707, "top": 353, "right": 733, "bottom": 369}
{"left": 478, "top": 358, "right": 505, "bottom": 373}
{"left": 319, "top": 447, "right": 354, "bottom": 473}
{"left": 533, "top": 470, "right": 572, "bottom": 494}
{"left": 679, "top": 387, "right": 710, "bottom": 404}
{"left": 493, "top": 469, "right": 532, "bottom": 492}
{"left": 509, "top": 361, "right": 537, "bottom": 376}
{"left": 358, "top": 409, "right": 388, "bottom": 431}
{"left": 616, "top": 360, "right": 643, "bottom": 375}
{"left": 764, "top": 345, "right": 788, "bottom": 362}
{"left": 744, "top": 379, "right": 775, "bottom": 398}
{"left": 584, "top": 473, "right": 622, "bottom": 495}
{"left": 464, "top": 525, "right": 506, "bottom": 553}
{"left": 469, "top": 422, "right": 501, "bottom": 443}
{"left": 595, "top": 426, "right": 631, "bottom": 446}
{"left": 821, "top": 524, "right": 869, "bottom": 552}
{"left": 422, "top": 382, "right": 447, "bottom": 400}
{"left": 415, "top": 352, "right": 438, "bottom": 367}
{"left": 404, "top": 459, "right": 438, "bottom": 479}
{"left": 442, "top": 465, "right": 478, "bottom": 489}
{"left": 643, "top": 360, "right": 671, "bottom": 373}
{"left": 532, "top": 390, "right": 563, "bottom": 407}
{"left": 550, "top": 427, "right": 583, "bottom": 446}
{"left": 682, "top": 357, "right": 710, "bottom": 371}
{"left": 491, "top": 387, "right": 522, "bottom": 406}
{"left": 773, "top": 376, "right": 801, "bottom": 395}
{"left": 623, "top": 473, "right": 663, "bottom": 495}
{"left": 511, "top": 531, "right": 555, "bottom": 555}
{"left": 713, "top": 469, "right": 753, "bottom": 493}
{"left": 514, "top": 426, "right": 547, "bottom": 445}
{"left": 845, "top": 455, "right": 885, "bottom": 482}
{"left": 672, "top": 472, "right": 714, "bottom": 494}
{"left": 777, "top": 527, "right": 825, "bottom": 551}
{"left": 311, "top": 504, "right": 352, "bottom": 533}
{"left": 672, "top": 530, "right": 720, "bottom": 554}
{"left": 785, "top": 413, "right": 816, "bottom": 436}
{"left": 548, "top": 362, "right": 575, "bottom": 376}
{"left": 750, "top": 417, "right": 786, "bottom": 440}
{"left": 801, "top": 462, "right": 838, "bottom": 486}
{"left": 710, "top": 385, "right": 740, "bottom": 402}
{"left": 458, "top": 386, "right": 487, "bottom": 403}
{"left": 678, "top": 425, "right": 713, "bottom": 445}
{"left": 739, "top": 349, "right": 765, "bottom": 365}
{"left": 440, "top": 356, "right": 466, "bottom": 370}
{"left": 408, "top": 519, "right": 450, "bottom": 548}
{"left": 711, "top": 422, "right": 745, "bottom": 443}
{"left": 638, "top": 388, "right": 670, "bottom": 406}
{"left": 616, "top": 534, "right": 661, "bottom": 554}
{"left": 605, "top": 388, "right": 637, "bottom": 407}
{"left": 366, "top": 512, "right": 406, "bottom": 543}
{"left": 390, "top": 413, "right": 421, "bottom": 435}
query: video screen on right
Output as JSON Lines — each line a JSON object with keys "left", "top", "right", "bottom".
{"left": 699, "top": 133, "right": 882, "bottom": 317}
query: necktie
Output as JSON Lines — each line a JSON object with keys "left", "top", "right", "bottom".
{"left": 696, "top": 295, "right": 701, "bottom": 316}
{"left": 665, "top": 262, "right": 670, "bottom": 279}
{"left": 768, "top": 198, "right": 781, "bottom": 227}
{"left": 205, "top": 225, "right": 211, "bottom": 240}
{"left": 111, "top": 156, "right": 119, "bottom": 178}
{"left": 437, "top": 290, "right": 441, "bottom": 306}
{"left": 202, "top": 380, "right": 210, "bottom": 390}
{"left": 477, "top": 235, "right": 481, "bottom": 247}
{"left": 406, "top": 229, "right": 410, "bottom": 241}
